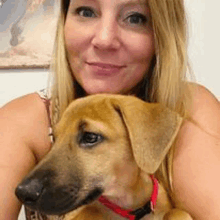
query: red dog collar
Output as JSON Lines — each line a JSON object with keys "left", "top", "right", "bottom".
{"left": 98, "top": 175, "right": 159, "bottom": 220}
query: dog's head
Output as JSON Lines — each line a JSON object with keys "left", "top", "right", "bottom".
{"left": 15, "top": 94, "right": 182, "bottom": 215}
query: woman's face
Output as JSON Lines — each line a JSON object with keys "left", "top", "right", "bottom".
{"left": 64, "top": 0, "right": 155, "bottom": 95}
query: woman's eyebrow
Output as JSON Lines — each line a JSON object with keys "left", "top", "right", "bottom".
{"left": 70, "top": 0, "right": 147, "bottom": 6}
{"left": 69, "top": 0, "right": 96, "bottom": 5}
{"left": 116, "top": 0, "right": 149, "bottom": 12}
{"left": 118, "top": 0, "right": 147, "bottom": 7}
{"left": 116, "top": 0, "right": 149, "bottom": 14}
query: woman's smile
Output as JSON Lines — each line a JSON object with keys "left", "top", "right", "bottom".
{"left": 86, "top": 62, "right": 127, "bottom": 77}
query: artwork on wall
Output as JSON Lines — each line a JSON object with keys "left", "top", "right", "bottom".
{"left": 0, "top": 0, "right": 59, "bottom": 69}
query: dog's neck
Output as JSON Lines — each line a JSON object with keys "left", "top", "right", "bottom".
{"left": 99, "top": 169, "right": 172, "bottom": 220}
{"left": 102, "top": 170, "right": 154, "bottom": 211}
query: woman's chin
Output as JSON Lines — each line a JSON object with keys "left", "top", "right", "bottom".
{"left": 83, "top": 85, "right": 122, "bottom": 95}
{"left": 86, "top": 89, "right": 120, "bottom": 95}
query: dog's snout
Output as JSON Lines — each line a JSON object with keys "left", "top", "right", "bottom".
{"left": 15, "top": 179, "right": 44, "bottom": 204}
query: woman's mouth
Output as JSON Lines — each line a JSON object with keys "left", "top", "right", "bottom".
{"left": 86, "top": 62, "right": 126, "bottom": 76}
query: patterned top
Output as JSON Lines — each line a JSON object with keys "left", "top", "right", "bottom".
{"left": 24, "top": 90, "right": 64, "bottom": 220}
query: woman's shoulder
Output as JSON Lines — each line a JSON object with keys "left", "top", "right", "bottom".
{"left": 187, "top": 82, "right": 220, "bottom": 137}
{"left": 1, "top": 93, "right": 48, "bottom": 127}
{"left": 173, "top": 83, "right": 220, "bottom": 219}
{"left": 0, "top": 93, "right": 51, "bottom": 161}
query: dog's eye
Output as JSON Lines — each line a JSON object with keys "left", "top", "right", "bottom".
{"left": 79, "top": 132, "right": 103, "bottom": 148}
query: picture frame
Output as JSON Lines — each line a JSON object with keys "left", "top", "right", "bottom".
{"left": 0, "top": 0, "right": 59, "bottom": 69}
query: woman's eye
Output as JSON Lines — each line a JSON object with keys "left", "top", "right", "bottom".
{"left": 75, "top": 7, "right": 96, "bottom": 18}
{"left": 79, "top": 132, "right": 103, "bottom": 148}
{"left": 126, "top": 13, "right": 148, "bottom": 25}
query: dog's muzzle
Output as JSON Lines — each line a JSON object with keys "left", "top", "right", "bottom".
{"left": 15, "top": 170, "right": 103, "bottom": 215}
{"left": 15, "top": 169, "right": 83, "bottom": 215}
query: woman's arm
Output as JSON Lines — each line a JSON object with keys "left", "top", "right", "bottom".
{"left": 0, "top": 93, "right": 51, "bottom": 219}
{"left": 173, "top": 84, "right": 220, "bottom": 220}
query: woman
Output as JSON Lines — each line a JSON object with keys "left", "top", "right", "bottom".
{"left": 0, "top": 0, "right": 219, "bottom": 219}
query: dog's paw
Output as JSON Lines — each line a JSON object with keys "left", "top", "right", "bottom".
{"left": 163, "top": 208, "right": 193, "bottom": 220}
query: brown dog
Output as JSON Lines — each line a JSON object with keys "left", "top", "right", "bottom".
{"left": 16, "top": 94, "right": 192, "bottom": 220}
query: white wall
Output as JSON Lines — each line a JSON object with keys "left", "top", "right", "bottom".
{"left": 0, "top": 69, "right": 49, "bottom": 107}
{"left": 185, "top": 0, "right": 220, "bottom": 98}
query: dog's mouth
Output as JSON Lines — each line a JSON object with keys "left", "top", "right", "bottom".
{"left": 38, "top": 186, "right": 103, "bottom": 215}
{"left": 16, "top": 179, "right": 104, "bottom": 216}
{"left": 77, "top": 187, "right": 103, "bottom": 207}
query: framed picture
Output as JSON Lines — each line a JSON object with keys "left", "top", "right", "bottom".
{"left": 0, "top": 0, "right": 59, "bottom": 69}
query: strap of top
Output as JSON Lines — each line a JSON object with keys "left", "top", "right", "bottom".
{"left": 36, "top": 90, "right": 52, "bottom": 127}
{"left": 36, "top": 89, "right": 54, "bottom": 143}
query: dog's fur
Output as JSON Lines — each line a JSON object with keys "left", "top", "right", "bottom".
{"left": 16, "top": 94, "right": 192, "bottom": 219}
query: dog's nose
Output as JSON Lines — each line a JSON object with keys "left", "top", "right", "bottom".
{"left": 15, "top": 179, "right": 44, "bottom": 204}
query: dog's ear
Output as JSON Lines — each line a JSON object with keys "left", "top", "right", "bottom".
{"left": 112, "top": 96, "right": 183, "bottom": 174}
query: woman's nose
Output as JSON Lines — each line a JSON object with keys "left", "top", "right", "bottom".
{"left": 91, "top": 18, "right": 121, "bottom": 50}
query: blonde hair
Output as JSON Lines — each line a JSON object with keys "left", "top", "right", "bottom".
{"left": 50, "top": 0, "right": 192, "bottom": 203}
